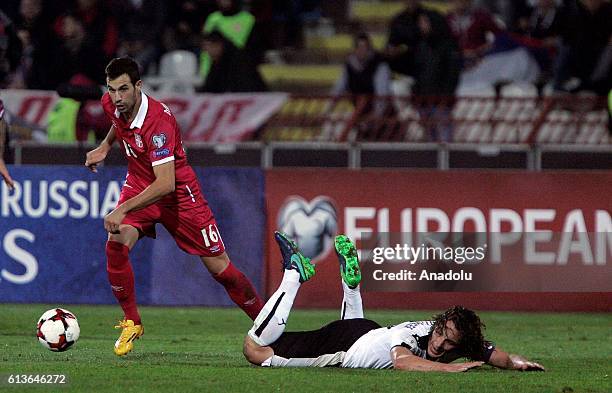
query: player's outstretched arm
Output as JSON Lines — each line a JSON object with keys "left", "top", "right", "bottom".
{"left": 391, "top": 347, "right": 483, "bottom": 372}
{"left": 0, "top": 119, "right": 13, "bottom": 190}
{"left": 85, "top": 125, "right": 116, "bottom": 172}
{"left": 0, "top": 158, "right": 14, "bottom": 190}
{"left": 104, "top": 161, "right": 175, "bottom": 233}
{"left": 487, "top": 348, "right": 545, "bottom": 371}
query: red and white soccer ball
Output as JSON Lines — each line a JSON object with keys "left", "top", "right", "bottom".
{"left": 36, "top": 308, "right": 80, "bottom": 352}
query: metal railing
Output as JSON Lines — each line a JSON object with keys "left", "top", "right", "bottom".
{"left": 263, "top": 94, "right": 610, "bottom": 144}
{"left": 10, "top": 140, "right": 612, "bottom": 170}
{"left": 7, "top": 92, "right": 611, "bottom": 170}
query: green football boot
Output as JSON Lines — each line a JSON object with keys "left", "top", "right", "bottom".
{"left": 274, "top": 231, "right": 315, "bottom": 283}
{"left": 334, "top": 235, "right": 361, "bottom": 288}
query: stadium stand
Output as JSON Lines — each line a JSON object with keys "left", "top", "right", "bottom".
{"left": 145, "top": 49, "right": 202, "bottom": 93}
{"left": 0, "top": 0, "right": 609, "bottom": 169}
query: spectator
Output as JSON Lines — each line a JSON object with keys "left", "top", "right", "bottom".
{"left": 332, "top": 33, "right": 392, "bottom": 115}
{"left": 12, "top": 0, "right": 38, "bottom": 88}
{"left": 12, "top": 0, "right": 55, "bottom": 88}
{"left": 270, "top": 0, "right": 322, "bottom": 49}
{"left": 514, "top": 0, "right": 567, "bottom": 78}
{"left": 65, "top": 15, "right": 102, "bottom": 85}
{"left": 386, "top": 0, "right": 461, "bottom": 96}
{"left": 163, "top": 0, "right": 215, "bottom": 53}
{"left": 28, "top": 13, "right": 105, "bottom": 90}
{"left": 74, "top": 0, "right": 119, "bottom": 61}
{"left": 332, "top": 32, "right": 396, "bottom": 140}
{"left": 386, "top": 0, "right": 426, "bottom": 76}
{"left": 0, "top": 9, "right": 22, "bottom": 87}
{"left": 553, "top": 0, "right": 612, "bottom": 95}
{"left": 14, "top": 0, "right": 70, "bottom": 42}
{"left": 13, "top": 0, "right": 48, "bottom": 44}
{"left": 11, "top": 27, "right": 31, "bottom": 88}
{"left": 448, "top": 0, "right": 541, "bottom": 94}
{"left": 200, "top": 0, "right": 262, "bottom": 79}
{"left": 113, "top": 0, "right": 167, "bottom": 72}
{"left": 515, "top": 0, "right": 565, "bottom": 39}
{"left": 386, "top": 1, "right": 461, "bottom": 142}
{"left": 474, "top": 0, "right": 530, "bottom": 30}
{"left": 199, "top": 31, "right": 266, "bottom": 93}
{"left": 447, "top": 0, "right": 503, "bottom": 67}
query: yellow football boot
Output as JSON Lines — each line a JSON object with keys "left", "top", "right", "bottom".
{"left": 114, "top": 319, "right": 144, "bottom": 356}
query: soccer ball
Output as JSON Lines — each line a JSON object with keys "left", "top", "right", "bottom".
{"left": 36, "top": 308, "right": 80, "bottom": 352}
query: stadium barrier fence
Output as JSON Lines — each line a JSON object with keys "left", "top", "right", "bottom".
{"left": 265, "top": 169, "right": 612, "bottom": 312}
{"left": 0, "top": 166, "right": 265, "bottom": 306}
{"left": 1, "top": 165, "right": 610, "bottom": 311}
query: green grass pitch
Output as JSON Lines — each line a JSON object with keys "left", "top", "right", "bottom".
{"left": 1, "top": 304, "right": 610, "bottom": 393}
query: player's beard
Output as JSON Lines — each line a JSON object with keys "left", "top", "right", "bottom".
{"left": 128, "top": 89, "right": 140, "bottom": 116}
{"left": 118, "top": 90, "right": 137, "bottom": 117}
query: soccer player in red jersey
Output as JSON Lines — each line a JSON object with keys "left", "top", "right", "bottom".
{"left": 85, "top": 57, "right": 264, "bottom": 356}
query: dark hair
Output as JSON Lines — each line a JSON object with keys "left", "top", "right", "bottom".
{"left": 105, "top": 57, "right": 141, "bottom": 85}
{"left": 431, "top": 305, "right": 486, "bottom": 360}
{"left": 353, "top": 32, "right": 371, "bottom": 47}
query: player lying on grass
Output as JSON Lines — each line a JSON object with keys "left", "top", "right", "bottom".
{"left": 243, "top": 232, "right": 545, "bottom": 372}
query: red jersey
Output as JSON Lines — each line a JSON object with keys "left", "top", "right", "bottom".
{"left": 101, "top": 91, "right": 205, "bottom": 206}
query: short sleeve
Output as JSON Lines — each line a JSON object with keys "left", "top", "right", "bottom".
{"left": 148, "top": 117, "right": 176, "bottom": 166}
{"left": 481, "top": 341, "right": 496, "bottom": 362}
{"left": 390, "top": 329, "right": 421, "bottom": 356}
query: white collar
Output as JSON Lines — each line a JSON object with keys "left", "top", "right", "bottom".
{"left": 130, "top": 92, "right": 148, "bottom": 129}
{"left": 114, "top": 91, "right": 148, "bottom": 129}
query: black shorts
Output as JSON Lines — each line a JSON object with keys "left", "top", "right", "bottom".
{"left": 269, "top": 318, "right": 381, "bottom": 360}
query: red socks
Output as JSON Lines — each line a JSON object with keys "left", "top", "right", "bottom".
{"left": 106, "top": 241, "right": 141, "bottom": 325}
{"left": 213, "top": 262, "right": 264, "bottom": 320}
{"left": 107, "top": 241, "right": 263, "bottom": 322}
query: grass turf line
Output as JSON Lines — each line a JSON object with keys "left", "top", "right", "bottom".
{"left": 1, "top": 304, "right": 610, "bottom": 393}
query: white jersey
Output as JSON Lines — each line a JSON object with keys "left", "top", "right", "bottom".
{"left": 342, "top": 321, "right": 434, "bottom": 369}
{"left": 262, "top": 318, "right": 494, "bottom": 369}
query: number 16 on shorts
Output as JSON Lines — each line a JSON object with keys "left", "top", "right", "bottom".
{"left": 201, "top": 224, "right": 224, "bottom": 251}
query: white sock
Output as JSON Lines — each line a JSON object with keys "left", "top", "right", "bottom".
{"left": 248, "top": 269, "right": 300, "bottom": 345}
{"left": 340, "top": 281, "right": 364, "bottom": 319}
{"left": 264, "top": 353, "right": 345, "bottom": 368}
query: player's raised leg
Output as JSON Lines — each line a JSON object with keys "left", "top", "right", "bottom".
{"left": 335, "top": 235, "right": 364, "bottom": 320}
{"left": 247, "top": 231, "right": 315, "bottom": 346}
{"left": 106, "top": 225, "right": 144, "bottom": 356}
{"left": 201, "top": 252, "right": 264, "bottom": 320}
{"left": 169, "top": 204, "right": 264, "bottom": 321}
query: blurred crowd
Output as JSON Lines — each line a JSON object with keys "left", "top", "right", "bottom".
{"left": 0, "top": 0, "right": 610, "bottom": 97}
{"left": 0, "top": 0, "right": 325, "bottom": 92}
{"left": 337, "top": 0, "right": 611, "bottom": 100}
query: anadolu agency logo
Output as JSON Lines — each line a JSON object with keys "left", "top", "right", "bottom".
{"left": 277, "top": 196, "right": 338, "bottom": 262}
